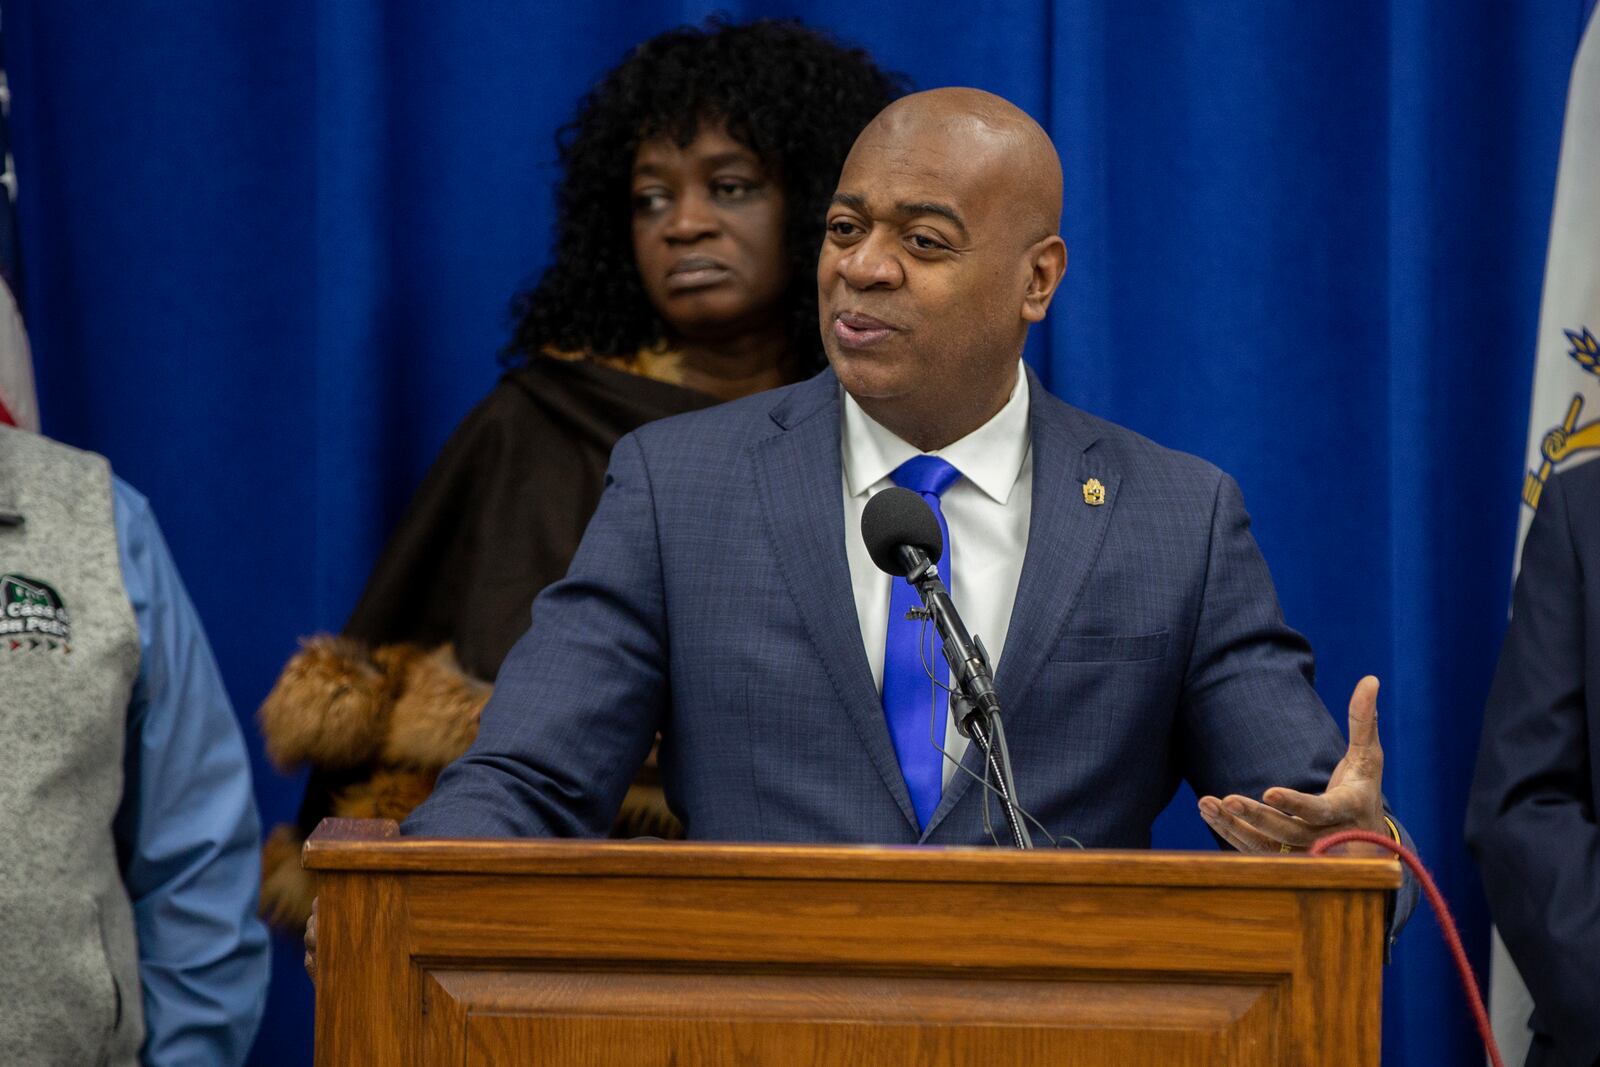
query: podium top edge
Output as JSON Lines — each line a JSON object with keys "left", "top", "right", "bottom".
{"left": 302, "top": 819, "right": 1401, "bottom": 890}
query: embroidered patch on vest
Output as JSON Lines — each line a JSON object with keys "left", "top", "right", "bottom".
{"left": 0, "top": 574, "right": 72, "bottom": 652}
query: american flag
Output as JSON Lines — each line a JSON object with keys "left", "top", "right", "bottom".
{"left": 0, "top": 27, "right": 36, "bottom": 432}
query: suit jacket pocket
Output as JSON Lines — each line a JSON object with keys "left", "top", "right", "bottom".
{"left": 1053, "top": 630, "right": 1169, "bottom": 663}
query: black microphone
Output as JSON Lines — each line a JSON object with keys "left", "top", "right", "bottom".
{"left": 860, "top": 487, "right": 1001, "bottom": 728}
{"left": 862, "top": 485, "right": 942, "bottom": 576}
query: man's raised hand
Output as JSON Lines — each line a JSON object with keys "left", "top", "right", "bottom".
{"left": 1197, "top": 676, "right": 1388, "bottom": 853}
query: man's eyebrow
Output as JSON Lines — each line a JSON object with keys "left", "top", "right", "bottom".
{"left": 898, "top": 201, "right": 968, "bottom": 237}
{"left": 831, "top": 192, "right": 868, "bottom": 211}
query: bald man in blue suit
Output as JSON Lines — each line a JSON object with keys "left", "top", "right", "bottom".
{"left": 405, "top": 88, "right": 1415, "bottom": 933}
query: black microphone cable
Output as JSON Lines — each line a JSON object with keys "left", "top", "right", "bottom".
{"left": 911, "top": 615, "right": 1082, "bottom": 850}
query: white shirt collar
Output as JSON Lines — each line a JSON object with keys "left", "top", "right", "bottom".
{"left": 841, "top": 361, "right": 1031, "bottom": 505}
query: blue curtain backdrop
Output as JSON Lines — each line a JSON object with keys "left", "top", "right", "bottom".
{"left": 2, "top": 1, "right": 1585, "bottom": 1062}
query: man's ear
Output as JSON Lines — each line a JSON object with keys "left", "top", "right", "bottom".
{"left": 1021, "top": 236, "right": 1067, "bottom": 323}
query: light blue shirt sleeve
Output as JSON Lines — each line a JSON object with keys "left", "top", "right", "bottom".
{"left": 110, "top": 477, "right": 270, "bottom": 1067}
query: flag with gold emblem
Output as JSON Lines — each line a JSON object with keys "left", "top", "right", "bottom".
{"left": 0, "top": 35, "right": 35, "bottom": 433}
{"left": 1517, "top": 5, "right": 1600, "bottom": 539}
{"left": 1492, "top": 3, "right": 1600, "bottom": 1062}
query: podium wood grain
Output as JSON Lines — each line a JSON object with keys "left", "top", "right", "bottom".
{"left": 306, "top": 818, "right": 1398, "bottom": 1066}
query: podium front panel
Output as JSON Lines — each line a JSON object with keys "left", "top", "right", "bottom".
{"left": 306, "top": 821, "right": 1395, "bottom": 1066}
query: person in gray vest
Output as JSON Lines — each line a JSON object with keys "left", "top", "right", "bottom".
{"left": 0, "top": 424, "right": 268, "bottom": 1065}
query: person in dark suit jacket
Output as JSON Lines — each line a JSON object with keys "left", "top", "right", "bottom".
{"left": 404, "top": 88, "right": 1415, "bottom": 931}
{"left": 1467, "top": 458, "right": 1600, "bottom": 1067}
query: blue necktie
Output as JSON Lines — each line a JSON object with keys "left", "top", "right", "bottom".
{"left": 881, "top": 456, "right": 962, "bottom": 829}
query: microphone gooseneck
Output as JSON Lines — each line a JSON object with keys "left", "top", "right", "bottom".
{"left": 861, "top": 486, "right": 1032, "bottom": 848}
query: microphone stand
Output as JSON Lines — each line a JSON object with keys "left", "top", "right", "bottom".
{"left": 954, "top": 695, "right": 1031, "bottom": 850}
{"left": 900, "top": 549, "right": 1033, "bottom": 850}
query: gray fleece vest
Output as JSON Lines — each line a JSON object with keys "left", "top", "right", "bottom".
{"left": 0, "top": 426, "right": 145, "bottom": 1066}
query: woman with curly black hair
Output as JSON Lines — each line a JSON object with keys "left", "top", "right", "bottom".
{"left": 512, "top": 17, "right": 904, "bottom": 385}
{"left": 256, "top": 20, "right": 904, "bottom": 929}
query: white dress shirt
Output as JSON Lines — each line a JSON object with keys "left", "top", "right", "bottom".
{"left": 840, "top": 363, "right": 1034, "bottom": 788}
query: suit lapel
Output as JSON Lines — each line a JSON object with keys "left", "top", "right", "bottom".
{"left": 922, "top": 374, "right": 1120, "bottom": 838}
{"left": 751, "top": 373, "right": 921, "bottom": 831}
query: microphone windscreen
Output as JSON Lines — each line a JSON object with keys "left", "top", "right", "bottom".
{"left": 861, "top": 487, "right": 943, "bottom": 577}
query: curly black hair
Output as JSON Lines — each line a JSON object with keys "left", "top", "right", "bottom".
{"left": 504, "top": 18, "right": 907, "bottom": 374}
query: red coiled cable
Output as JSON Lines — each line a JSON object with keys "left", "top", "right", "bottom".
{"left": 1308, "top": 829, "right": 1505, "bottom": 1067}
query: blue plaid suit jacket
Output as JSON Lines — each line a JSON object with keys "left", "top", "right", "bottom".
{"left": 407, "top": 367, "right": 1416, "bottom": 929}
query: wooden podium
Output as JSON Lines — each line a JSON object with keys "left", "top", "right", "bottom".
{"left": 305, "top": 818, "right": 1399, "bottom": 1066}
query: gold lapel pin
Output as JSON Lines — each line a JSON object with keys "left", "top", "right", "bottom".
{"left": 1082, "top": 478, "right": 1106, "bottom": 506}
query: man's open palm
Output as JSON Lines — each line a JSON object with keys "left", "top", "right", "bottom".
{"left": 1198, "top": 676, "right": 1388, "bottom": 852}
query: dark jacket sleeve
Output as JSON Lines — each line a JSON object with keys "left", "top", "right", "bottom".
{"left": 1466, "top": 470, "right": 1600, "bottom": 1066}
{"left": 402, "top": 432, "right": 667, "bottom": 838}
{"left": 345, "top": 362, "right": 709, "bottom": 682}
{"left": 344, "top": 378, "right": 598, "bottom": 681}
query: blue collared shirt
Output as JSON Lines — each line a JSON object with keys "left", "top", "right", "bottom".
{"left": 110, "top": 477, "right": 269, "bottom": 1066}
